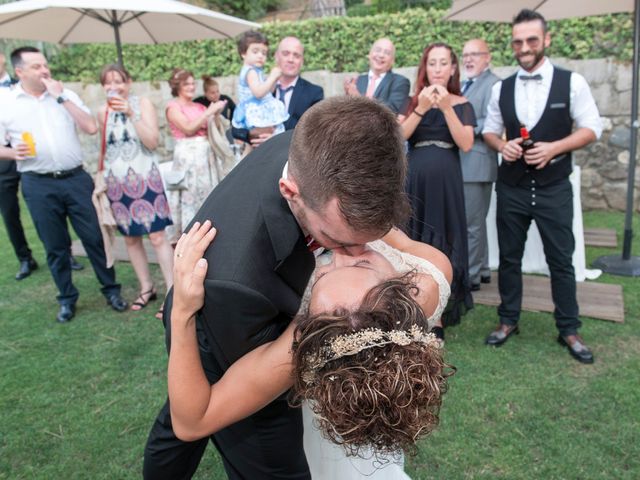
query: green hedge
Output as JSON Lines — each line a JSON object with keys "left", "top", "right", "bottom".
{"left": 48, "top": 8, "right": 633, "bottom": 82}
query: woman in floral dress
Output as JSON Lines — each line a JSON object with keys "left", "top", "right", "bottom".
{"left": 98, "top": 64, "right": 174, "bottom": 313}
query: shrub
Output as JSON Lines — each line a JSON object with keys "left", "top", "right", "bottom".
{"left": 48, "top": 8, "right": 633, "bottom": 82}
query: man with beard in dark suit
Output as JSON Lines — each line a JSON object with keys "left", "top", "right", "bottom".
{"left": 143, "top": 96, "right": 409, "bottom": 479}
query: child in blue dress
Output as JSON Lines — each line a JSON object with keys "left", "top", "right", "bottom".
{"left": 232, "top": 31, "right": 289, "bottom": 137}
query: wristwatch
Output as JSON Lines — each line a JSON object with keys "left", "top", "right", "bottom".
{"left": 56, "top": 94, "right": 68, "bottom": 104}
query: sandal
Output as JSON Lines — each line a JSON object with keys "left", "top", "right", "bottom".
{"left": 155, "top": 302, "right": 165, "bottom": 320}
{"left": 130, "top": 287, "right": 157, "bottom": 311}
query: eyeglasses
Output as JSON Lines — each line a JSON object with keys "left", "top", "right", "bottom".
{"left": 371, "top": 47, "right": 393, "bottom": 57}
{"left": 511, "top": 36, "right": 542, "bottom": 50}
{"left": 461, "top": 52, "right": 489, "bottom": 59}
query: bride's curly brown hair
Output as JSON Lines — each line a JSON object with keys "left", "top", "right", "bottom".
{"left": 290, "top": 273, "right": 455, "bottom": 456}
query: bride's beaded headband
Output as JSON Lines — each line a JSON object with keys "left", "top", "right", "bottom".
{"left": 301, "top": 325, "right": 439, "bottom": 385}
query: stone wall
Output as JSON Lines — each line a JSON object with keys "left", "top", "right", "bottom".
{"left": 69, "top": 57, "right": 638, "bottom": 211}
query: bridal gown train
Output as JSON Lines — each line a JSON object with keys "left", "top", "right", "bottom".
{"left": 300, "top": 239, "right": 451, "bottom": 479}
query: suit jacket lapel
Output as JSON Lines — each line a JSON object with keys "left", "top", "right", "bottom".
{"left": 288, "top": 79, "right": 303, "bottom": 118}
{"left": 260, "top": 163, "right": 315, "bottom": 297}
{"left": 356, "top": 75, "right": 367, "bottom": 95}
{"left": 374, "top": 71, "right": 392, "bottom": 98}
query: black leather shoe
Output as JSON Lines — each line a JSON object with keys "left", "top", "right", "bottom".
{"left": 471, "top": 283, "right": 481, "bottom": 291}
{"left": 558, "top": 335, "right": 594, "bottom": 364}
{"left": 56, "top": 304, "right": 75, "bottom": 323}
{"left": 481, "top": 275, "right": 491, "bottom": 284}
{"left": 15, "top": 258, "right": 38, "bottom": 280}
{"left": 485, "top": 325, "right": 519, "bottom": 346}
{"left": 106, "top": 293, "right": 128, "bottom": 312}
{"left": 70, "top": 256, "right": 84, "bottom": 271}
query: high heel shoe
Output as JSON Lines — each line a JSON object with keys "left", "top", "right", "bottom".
{"left": 130, "top": 287, "right": 157, "bottom": 311}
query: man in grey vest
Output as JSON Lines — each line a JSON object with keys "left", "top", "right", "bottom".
{"left": 482, "top": 9, "right": 601, "bottom": 363}
{"left": 460, "top": 39, "right": 500, "bottom": 291}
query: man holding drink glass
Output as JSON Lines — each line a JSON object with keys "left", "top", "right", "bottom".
{"left": 0, "top": 46, "right": 128, "bottom": 323}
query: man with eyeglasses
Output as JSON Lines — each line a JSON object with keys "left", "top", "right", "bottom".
{"left": 459, "top": 39, "right": 500, "bottom": 293}
{"left": 482, "top": 9, "right": 601, "bottom": 364}
{"left": 343, "top": 38, "right": 410, "bottom": 115}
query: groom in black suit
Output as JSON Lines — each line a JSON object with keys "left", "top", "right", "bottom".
{"left": 143, "top": 96, "right": 409, "bottom": 479}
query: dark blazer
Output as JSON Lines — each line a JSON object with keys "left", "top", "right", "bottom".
{"left": 231, "top": 76, "right": 324, "bottom": 142}
{"left": 356, "top": 70, "right": 410, "bottom": 114}
{"left": 165, "top": 129, "right": 315, "bottom": 376}
{"left": 283, "top": 76, "right": 324, "bottom": 130}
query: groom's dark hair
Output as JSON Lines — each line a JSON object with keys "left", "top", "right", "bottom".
{"left": 288, "top": 96, "right": 409, "bottom": 234}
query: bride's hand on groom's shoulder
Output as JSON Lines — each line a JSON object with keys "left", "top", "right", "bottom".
{"left": 172, "top": 220, "right": 217, "bottom": 321}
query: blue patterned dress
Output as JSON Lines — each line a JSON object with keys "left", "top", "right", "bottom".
{"left": 104, "top": 96, "right": 173, "bottom": 236}
{"left": 232, "top": 65, "right": 288, "bottom": 133}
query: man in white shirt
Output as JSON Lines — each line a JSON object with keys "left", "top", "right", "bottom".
{"left": 482, "top": 10, "right": 601, "bottom": 363}
{"left": 0, "top": 47, "right": 127, "bottom": 323}
{"left": 343, "top": 38, "right": 410, "bottom": 115}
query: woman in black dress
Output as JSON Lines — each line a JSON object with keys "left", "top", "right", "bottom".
{"left": 402, "top": 42, "right": 476, "bottom": 337}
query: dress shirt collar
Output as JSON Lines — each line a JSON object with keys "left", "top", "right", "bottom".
{"left": 368, "top": 69, "right": 387, "bottom": 81}
{"left": 0, "top": 73, "right": 12, "bottom": 87}
{"left": 14, "top": 82, "right": 50, "bottom": 100}
{"left": 277, "top": 76, "right": 299, "bottom": 90}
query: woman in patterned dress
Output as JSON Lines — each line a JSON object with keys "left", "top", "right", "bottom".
{"left": 98, "top": 64, "right": 174, "bottom": 312}
{"left": 165, "top": 68, "right": 227, "bottom": 244}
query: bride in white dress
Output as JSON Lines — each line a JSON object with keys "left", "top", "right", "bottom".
{"left": 300, "top": 239, "right": 451, "bottom": 479}
{"left": 167, "top": 222, "right": 453, "bottom": 478}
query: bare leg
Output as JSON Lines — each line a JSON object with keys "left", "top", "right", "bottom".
{"left": 124, "top": 235, "right": 156, "bottom": 310}
{"left": 148, "top": 230, "right": 174, "bottom": 290}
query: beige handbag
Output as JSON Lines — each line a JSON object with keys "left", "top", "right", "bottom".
{"left": 91, "top": 107, "right": 118, "bottom": 268}
{"left": 207, "top": 116, "right": 240, "bottom": 180}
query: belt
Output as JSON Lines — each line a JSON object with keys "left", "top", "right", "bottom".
{"left": 414, "top": 140, "right": 455, "bottom": 149}
{"left": 23, "top": 165, "right": 83, "bottom": 179}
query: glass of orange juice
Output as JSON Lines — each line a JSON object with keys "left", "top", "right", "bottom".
{"left": 21, "top": 132, "right": 36, "bottom": 157}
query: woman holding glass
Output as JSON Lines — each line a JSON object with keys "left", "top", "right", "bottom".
{"left": 97, "top": 64, "right": 174, "bottom": 313}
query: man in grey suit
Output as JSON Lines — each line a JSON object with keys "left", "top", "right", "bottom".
{"left": 343, "top": 38, "right": 409, "bottom": 115}
{"left": 460, "top": 39, "right": 500, "bottom": 291}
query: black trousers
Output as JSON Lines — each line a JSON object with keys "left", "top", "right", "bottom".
{"left": 496, "top": 176, "right": 581, "bottom": 336}
{"left": 143, "top": 309, "right": 310, "bottom": 480}
{"left": 0, "top": 161, "right": 32, "bottom": 262}
{"left": 20, "top": 169, "right": 120, "bottom": 305}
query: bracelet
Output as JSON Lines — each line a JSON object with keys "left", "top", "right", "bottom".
{"left": 413, "top": 109, "right": 425, "bottom": 118}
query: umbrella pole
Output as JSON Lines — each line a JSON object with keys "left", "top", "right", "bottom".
{"left": 111, "top": 10, "right": 124, "bottom": 66}
{"left": 593, "top": 0, "right": 640, "bottom": 276}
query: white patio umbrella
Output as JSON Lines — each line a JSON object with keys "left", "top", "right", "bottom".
{"left": 0, "top": 0, "right": 259, "bottom": 65}
{"left": 447, "top": 0, "right": 640, "bottom": 276}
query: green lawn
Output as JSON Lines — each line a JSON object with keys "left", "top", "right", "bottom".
{"left": 1, "top": 208, "right": 639, "bottom": 479}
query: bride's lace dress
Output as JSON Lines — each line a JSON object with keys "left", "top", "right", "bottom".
{"left": 300, "top": 240, "right": 451, "bottom": 479}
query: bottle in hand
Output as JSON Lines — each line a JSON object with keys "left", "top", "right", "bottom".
{"left": 520, "top": 124, "right": 535, "bottom": 151}
{"left": 519, "top": 124, "right": 535, "bottom": 164}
